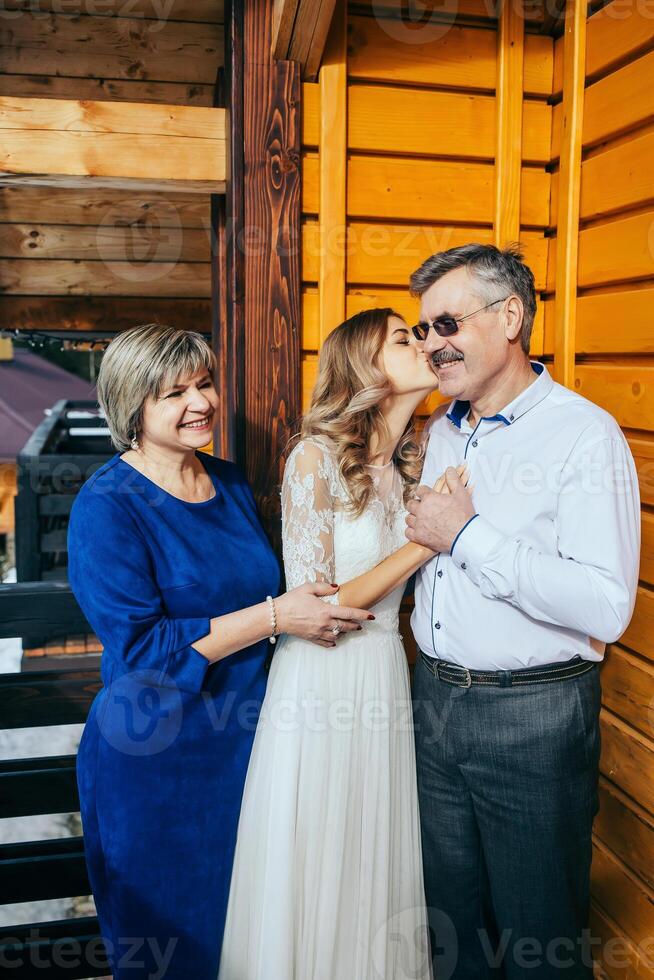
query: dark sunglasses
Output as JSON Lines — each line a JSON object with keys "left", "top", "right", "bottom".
{"left": 411, "top": 296, "right": 510, "bottom": 341}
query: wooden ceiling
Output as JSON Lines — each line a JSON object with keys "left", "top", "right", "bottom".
{"left": 0, "top": 1, "right": 226, "bottom": 335}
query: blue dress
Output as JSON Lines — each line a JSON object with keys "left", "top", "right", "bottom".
{"left": 67, "top": 451, "right": 280, "bottom": 979}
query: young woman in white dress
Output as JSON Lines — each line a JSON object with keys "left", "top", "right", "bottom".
{"left": 218, "top": 308, "right": 467, "bottom": 980}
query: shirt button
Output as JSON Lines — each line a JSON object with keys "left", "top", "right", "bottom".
{"left": 461, "top": 562, "right": 467, "bottom": 570}
{"left": 472, "top": 440, "right": 478, "bottom": 448}
{"left": 434, "top": 622, "right": 441, "bottom": 629}
{"left": 437, "top": 569, "right": 443, "bottom": 578}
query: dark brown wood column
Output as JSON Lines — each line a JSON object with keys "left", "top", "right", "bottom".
{"left": 213, "top": 0, "right": 302, "bottom": 549}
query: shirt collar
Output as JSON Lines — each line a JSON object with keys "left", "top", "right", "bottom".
{"left": 446, "top": 361, "right": 553, "bottom": 430}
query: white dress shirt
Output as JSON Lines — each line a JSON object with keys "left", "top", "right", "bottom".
{"left": 411, "top": 362, "right": 641, "bottom": 670}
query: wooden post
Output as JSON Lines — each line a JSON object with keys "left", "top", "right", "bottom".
{"left": 494, "top": 0, "right": 524, "bottom": 247}
{"left": 318, "top": 0, "right": 347, "bottom": 345}
{"left": 553, "top": 0, "right": 586, "bottom": 389}
{"left": 212, "top": 0, "right": 246, "bottom": 465}
{"left": 213, "top": 0, "right": 301, "bottom": 545}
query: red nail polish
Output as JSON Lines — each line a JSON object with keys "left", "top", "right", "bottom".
{"left": 368, "top": 614, "right": 375, "bottom": 620}
{"left": 331, "top": 583, "right": 339, "bottom": 588}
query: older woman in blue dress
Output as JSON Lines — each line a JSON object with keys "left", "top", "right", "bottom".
{"left": 67, "top": 323, "right": 372, "bottom": 980}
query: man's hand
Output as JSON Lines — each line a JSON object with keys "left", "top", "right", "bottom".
{"left": 405, "top": 467, "right": 476, "bottom": 554}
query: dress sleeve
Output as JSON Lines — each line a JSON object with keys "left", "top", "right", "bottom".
{"left": 67, "top": 489, "right": 212, "bottom": 694}
{"left": 281, "top": 438, "right": 339, "bottom": 604}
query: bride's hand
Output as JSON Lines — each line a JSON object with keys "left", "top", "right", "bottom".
{"left": 433, "top": 463, "right": 472, "bottom": 496}
{"left": 274, "top": 582, "right": 374, "bottom": 648}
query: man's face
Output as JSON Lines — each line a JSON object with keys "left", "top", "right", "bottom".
{"left": 418, "top": 267, "right": 511, "bottom": 403}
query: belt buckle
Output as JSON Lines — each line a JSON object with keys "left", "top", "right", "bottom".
{"left": 436, "top": 661, "right": 472, "bottom": 688}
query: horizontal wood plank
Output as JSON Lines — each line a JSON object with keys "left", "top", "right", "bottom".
{"left": 585, "top": 1, "right": 654, "bottom": 81}
{"left": 594, "top": 776, "right": 654, "bottom": 892}
{"left": 600, "top": 707, "right": 654, "bottom": 814}
{"left": 0, "top": 257, "right": 211, "bottom": 296}
{"left": 0, "top": 294, "right": 211, "bottom": 332}
{"left": 0, "top": 95, "right": 225, "bottom": 138}
{"left": 346, "top": 15, "right": 553, "bottom": 96}
{"left": 0, "top": 222, "right": 210, "bottom": 262}
{"left": 302, "top": 286, "right": 421, "bottom": 348}
{"left": 621, "top": 586, "right": 654, "bottom": 663}
{"left": 0, "top": 12, "right": 224, "bottom": 84}
{"left": 552, "top": 50, "right": 654, "bottom": 157}
{"left": 580, "top": 128, "right": 654, "bottom": 222}
{"left": 0, "top": 72, "right": 216, "bottom": 107}
{"left": 643, "top": 511, "right": 654, "bottom": 587}
{"left": 628, "top": 435, "right": 654, "bottom": 508}
{"left": 573, "top": 364, "right": 654, "bottom": 434}
{"left": 302, "top": 221, "right": 548, "bottom": 290}
{"left": 303, "top": 153, "right": 549, "bottom": 227}
{"left": 600, "top": 645, "right": 654, "bottom": 739}
{"left": 0, "top": 97, "right": 226, "bottom": 191}
{"left": 589, "top": 901, "right": 654, "bottom": 980}
{"left": 0, "top": 667, "right": 101, "bottom": 727}
{"left": 347, "top": 84, "right": 552, "bottom": 163}
{"left": 577, "top": 212, "right": 654, "bottom": 289}
{"left": 572, "top": 287, "right": 654, "bottom": 355}
{"left": 0, "top": 185, "right": 210, "bottom": 226}
{"left": 591, "top": 835, "right": 654, "bottom": 948}
{"left": 0, "top": 755, "right": 79, "bottom": 819}
{"left": 302, "top": 285, "right": 545, "bottom": 356}
{"left": 1, "top": 0, "right": 225, "bottom": 21}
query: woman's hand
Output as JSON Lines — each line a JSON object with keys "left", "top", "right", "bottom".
{"left": 275, "top": 582, "right": 374, "bottom": 648}
{"left": 410, "top": 465, "right": 471, "bottom": 561}
{"left": 433, "top": 463, "right": 471, "bottom": 495}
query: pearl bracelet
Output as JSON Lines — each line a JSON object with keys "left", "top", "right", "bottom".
{"left": 266, "top": 595, "right": 278, "bottom": 644}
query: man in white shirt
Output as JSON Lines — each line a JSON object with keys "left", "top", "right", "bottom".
{"left": 405, "top": 244, "right": 640, "bottom": 979}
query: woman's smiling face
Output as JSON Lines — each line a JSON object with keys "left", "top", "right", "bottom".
{"left": 140, "top": 367, "right": 220, "bottom": 450}
{"left": 379, "top": 314, "right": 439, "bottom": 397}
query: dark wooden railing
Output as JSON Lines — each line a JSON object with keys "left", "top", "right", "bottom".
{"left": 0, "top": 582, "right": 109, "bottom": 979}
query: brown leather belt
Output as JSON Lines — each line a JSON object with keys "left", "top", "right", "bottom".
{"left": 419, "top": 650, "right": 597, "bottom": 688}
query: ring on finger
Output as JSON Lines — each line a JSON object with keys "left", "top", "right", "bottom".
{"left": 330, "top": 624, "right": 341, "bottom": 636}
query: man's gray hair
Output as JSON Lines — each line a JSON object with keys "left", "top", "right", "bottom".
{"left": 409, "top": 243, "right": 537, "bottom": 355}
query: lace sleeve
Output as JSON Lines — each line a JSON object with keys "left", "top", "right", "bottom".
{"left": 281, "top": 438, "right": 340, "bottom": 604}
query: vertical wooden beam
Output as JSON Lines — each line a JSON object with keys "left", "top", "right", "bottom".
{"left": 212, "top": 0, "right": 246, "bottom": 464}
{"left": 494, "top": 0, "right": 524, "bottom": 247}
{"left": 318, "top": 0, "right": 347, "bottom": 345}
{"left": 243, "top": 0, "right": 302, "bottom": 535}
{"left": 213, "top": 0, "right": 301, "bottom": 553}
{"left": 553, "top": 0, "right": 586, "bottom": 389}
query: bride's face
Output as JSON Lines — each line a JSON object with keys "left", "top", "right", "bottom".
{"left": 379, "top": 315, "right": 439, "bottom": 397}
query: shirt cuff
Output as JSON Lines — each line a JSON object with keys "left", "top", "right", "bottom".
{"left": 166, "top": 617, "right": 213, "bottom": 694}
{"left": 450, "top": 516, "right": 506, "bottom": 586}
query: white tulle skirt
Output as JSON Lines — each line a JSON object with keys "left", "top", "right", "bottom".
{"left": 217, "top": 622, "right": 432, "bottom": 980}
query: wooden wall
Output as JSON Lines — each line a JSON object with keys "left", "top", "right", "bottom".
{"left": 547, "top": 3, "right": 654, "bottom": 976}
{"left": 301, "top": 1, "right": 553, "bottom": 660}
{"left": 302, "top": 0, "right": 654, "bottom": 973}
{"left": 0, "top": 0, "right": 224, "bottom": 336}
{"left": 300, "top": 2, "right": 552, "bottom": 412}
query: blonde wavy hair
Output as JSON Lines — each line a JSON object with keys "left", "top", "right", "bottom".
{"left": 299, "top": 308, "right": 425, "bottom": 518}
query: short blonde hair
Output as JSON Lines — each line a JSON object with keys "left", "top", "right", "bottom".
{"left": 97, "top": 323, "right": 218, "bottom": 452}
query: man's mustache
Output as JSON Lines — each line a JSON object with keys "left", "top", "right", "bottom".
{"left": 429, "top": 351, "right": 464, "bottom": 366}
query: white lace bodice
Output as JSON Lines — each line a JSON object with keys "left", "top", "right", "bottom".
{"left": 281, "top": 436, "right": 409, "bottom": 631}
